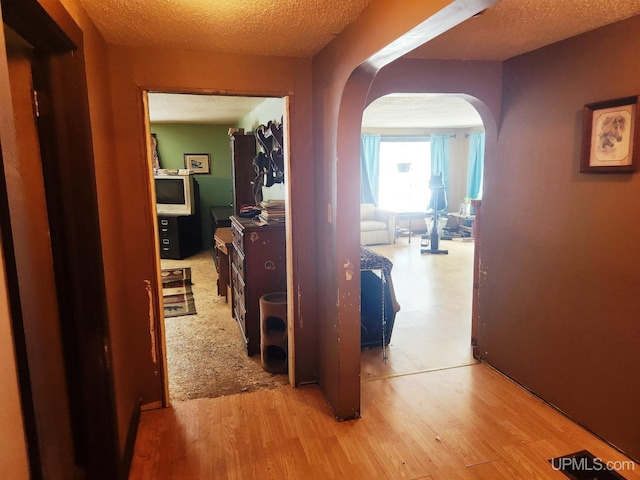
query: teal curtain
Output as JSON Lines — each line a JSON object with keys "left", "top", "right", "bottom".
{"left": 466, "top": 132, "right": 485, "bottom": 199}
{"left": 360, "top": 134, "right": 381, "bottom": 205}
{"left": 430, "top": 134, "right": 450, "bottom": 192}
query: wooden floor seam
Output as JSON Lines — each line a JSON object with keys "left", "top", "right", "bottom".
{"left": 361, "top": 360, "right": 480, "bottom": 383}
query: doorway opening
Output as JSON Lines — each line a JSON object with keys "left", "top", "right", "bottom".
{"left": 359, "top": 93, "right": 484, "bottom": 380}
{"left": 144, "top": 92, "right": 291, "bottom": 403}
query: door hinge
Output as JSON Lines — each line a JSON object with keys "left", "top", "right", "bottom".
{"left": 31, "top": 89, "right": 49, "bottom": 118}
{"left": 32, "top": 89, "right": 40, "bottom": 117}
{"left": 103, "top": 342, "right": 112, "bottom": 371}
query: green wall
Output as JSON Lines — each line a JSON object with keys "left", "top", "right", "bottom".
{"left": 151, "top": 123, "right": 234, "bottom": 247}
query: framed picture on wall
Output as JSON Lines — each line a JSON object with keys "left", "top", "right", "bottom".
{"left": 184, "top": 153, "right": 210, "bottom": 174}
{"left": 580, "top": 96, "right": 639, "bottom": 173}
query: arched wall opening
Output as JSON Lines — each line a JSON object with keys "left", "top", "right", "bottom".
{"left": 324, "top": 54, "right": 501, "bottom": 418}
{"left": 359, "top": 92, "right": 491, "bottom": 380}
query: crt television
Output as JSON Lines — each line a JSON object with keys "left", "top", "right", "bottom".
{"left": 154, "top": 171, "right": 196, "bottom": 216}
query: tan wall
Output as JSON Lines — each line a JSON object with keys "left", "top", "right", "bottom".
{"left": 478, "top": 15, "right": 640, "bottom": 460}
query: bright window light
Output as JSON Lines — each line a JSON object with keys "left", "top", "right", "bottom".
{"left": 378, "top": 139, "right": 431, "bottom": 212}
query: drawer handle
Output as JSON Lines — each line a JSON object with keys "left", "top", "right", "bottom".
{"left": 160, "top": 219, "right": 169, "bottom": 226}
{"left": 264, "top": 260, "right": 276, "bottom": 270}
{"left": 162, "top": 239, "right": 170, "bottom": 244}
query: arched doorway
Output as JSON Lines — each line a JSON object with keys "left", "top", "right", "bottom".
{"left": 359, "top": 93, "right": 487, "bottom": 381}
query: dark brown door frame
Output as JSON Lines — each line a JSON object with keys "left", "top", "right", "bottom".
{"left": 1, "top": 0, "right": 119, "bottom": 478}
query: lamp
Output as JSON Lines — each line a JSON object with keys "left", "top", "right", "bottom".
{"left": 396, "top": 162, "right": 412, "bottom": 173}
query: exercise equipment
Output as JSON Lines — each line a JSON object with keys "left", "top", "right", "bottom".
{"left": 421, "top": 173, "right": 449, "bottom": 255}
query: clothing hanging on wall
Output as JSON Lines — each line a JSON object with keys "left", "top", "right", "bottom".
{"left": 252, "top": 119, "right": 285, "bottom": 204}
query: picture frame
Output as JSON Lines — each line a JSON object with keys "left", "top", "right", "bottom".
{"left": 580, "top": 96, "right": 640, "bottom": 173}
{"left": 184, "top": 153, "right": 210, "bottom": 174}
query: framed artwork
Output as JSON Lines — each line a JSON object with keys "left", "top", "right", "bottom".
{"left": 184, "top": 153, "right": 210, "bottom": 174}
{"left": 580, "top": 96, "right": 639, "bottom": 173}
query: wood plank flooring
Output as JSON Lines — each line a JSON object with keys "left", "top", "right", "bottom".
{"left": 131, "top": 236, "right": 639, "bottom": 478}
{"left": 129, "top": 363, "right": 639, "bottom": 479}
{"left": 362, "top": 237, "right": 477, "bottom": 379}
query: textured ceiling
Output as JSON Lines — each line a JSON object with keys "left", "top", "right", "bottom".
{"left": 362, "top": 94, "right": 483, "bottom": 129}
{"left": 148, "top": 92, "right": 484, "bottom": 128}
{"left": 78, "top": 0, "right": 640, "bottom": 59}
{"left": 96, "top": 0, "right": 640, "bottom": 127}
{"left": 148, "top": 93, "right": 267, "bottom": 124}
{"left": 78, "top": 0, "right": 376, "bottom": 57}
{"left": 409, "top": 0, "right": 640, "bottom": 60}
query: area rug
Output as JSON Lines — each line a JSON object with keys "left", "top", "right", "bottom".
{"left": 161, "top": 268, "right": 197, "bottom": 317}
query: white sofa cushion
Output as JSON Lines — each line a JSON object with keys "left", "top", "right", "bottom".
{"left": 361, "top": 220, "right": 388, "bottom": 232}
{"left": 360, "top": 203, "right": 396, "bottom": 245}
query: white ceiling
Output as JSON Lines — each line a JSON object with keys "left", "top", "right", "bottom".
{"left": 147, "top": 92, "right": 483, "bottom": 129}
{"left": 147, "top": 93, "right": 268, "bottom": 125}
{"left": 362, "top": 94, "right": 483, "bottom": 129}
{"left": 121, "top": 0, "right": 640, "bottom": 128}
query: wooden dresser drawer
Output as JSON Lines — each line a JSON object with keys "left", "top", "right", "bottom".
{"left": 231, "top": 222, "right": 243, "bottom": 251}
{"left": 231, "top": 279, "right": 247, "bottom": 342}
{"left": 231, "top": 246, "right": 245, "bottom": 278}
{"left": 231, "top": 262, "right": 245, "bottom": 303}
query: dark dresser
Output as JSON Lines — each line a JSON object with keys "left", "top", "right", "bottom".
{"left": 230, "top": 215, "right": 286, "bottom": 355}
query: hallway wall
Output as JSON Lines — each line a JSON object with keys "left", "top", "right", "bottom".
{"left": 479, "top": 14, "right": 640, "bottom": 460}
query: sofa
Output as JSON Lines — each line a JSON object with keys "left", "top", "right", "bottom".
{"left": 360, "top": 203, "right": 396, "bottom": 245}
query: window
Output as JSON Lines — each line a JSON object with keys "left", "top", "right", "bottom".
{"left": 378, "top": 139, "right": 431, "bottom": 212}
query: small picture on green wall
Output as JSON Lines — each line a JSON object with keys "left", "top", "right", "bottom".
{"left": 184, "top": 153, "right": 210, "bottom": 174}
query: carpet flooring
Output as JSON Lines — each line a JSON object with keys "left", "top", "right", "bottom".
{"left": 160, "top": 249, "right": 289, "bottom": 402}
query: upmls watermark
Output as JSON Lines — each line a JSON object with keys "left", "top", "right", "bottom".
{"left": 550, "top": 455, "right": 636, "bottom": 474}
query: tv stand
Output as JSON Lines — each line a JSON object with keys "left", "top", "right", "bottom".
{"left": 158, "top": 214, "right": 202, "bottom": 259}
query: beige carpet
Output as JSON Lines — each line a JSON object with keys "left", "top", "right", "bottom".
{"left": 161, "top": 249, "right": 289, "bottom": 403}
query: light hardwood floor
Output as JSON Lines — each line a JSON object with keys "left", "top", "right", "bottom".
{"left": 129, "top": 363, "right": 639, "bottom": 479}
{"left": 362, "top": 235, "right": 477, "bottom": 379}
{"left": 130, "top": 235, "right": 639, "bottom": 479}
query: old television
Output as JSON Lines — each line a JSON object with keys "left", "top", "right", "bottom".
{"left": 154, "top": 170, "right": 196, "bottom": 216}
